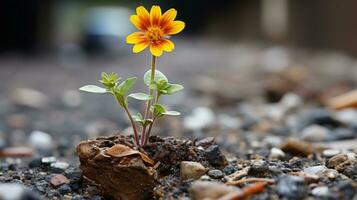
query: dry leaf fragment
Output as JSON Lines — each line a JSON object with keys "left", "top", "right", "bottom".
{"left": 106, "top": 144, "right": 155, "bottom": 166}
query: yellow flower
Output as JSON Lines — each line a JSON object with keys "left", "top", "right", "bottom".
{"left": 126, "top": 5, "right": 185, "bottom": 57}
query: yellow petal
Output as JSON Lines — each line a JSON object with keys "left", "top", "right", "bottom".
{"left": 150, "top": 44, "right": 163, "bottom": 57}
{"left": 133, "top": 42, "right": 149, "bottom": 53}
{"left": 150, "top": 5, "right": 162, "bottom": 26}
{"left": 136, "top": 6, "right": 150, "bottom": 21}
{"left": 164, "top": 21, "right": 185, "bottom": 35}
{"left": 130, "top": 15, "right": 143, "bottom": 31}
{"left": 126, "top": 32, "right": 146, "bottom": 44}
{"left": 161, "top": 8, "right": 177, "bottom": 26}
{"left": 161, "top": 39, "right": 175, "bottom": 52}
{"left": 136, "top": 6, "right": 150, "bottom": 29}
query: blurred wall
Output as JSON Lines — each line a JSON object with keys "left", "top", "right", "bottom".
{"left": 2, "top": 0, "right": 357, "bottom": 56}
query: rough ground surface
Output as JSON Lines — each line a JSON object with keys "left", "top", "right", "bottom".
{"left": 0, "top": 43, "right": 357, "bottom": 199}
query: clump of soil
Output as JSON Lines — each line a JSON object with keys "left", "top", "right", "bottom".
{"left": 76, "top": 135, "right": 227, "bottom": 200}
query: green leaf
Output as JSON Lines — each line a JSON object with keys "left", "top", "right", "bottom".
{"left": 144, "top": 70, "right": 168, "bottom": 86}
{"left": 128, "top": 93, "right": 154, "bottom": 101}
{"left": 100, "top": 72, "right": 120, "bottom": 88}
{"left": 143, "top": 119, "right": 153, "bottom": 126}
{"left": 152, "top": 104, "right": 166, "bottom": 115}
{"left": 165, "top": 84, "right": 184, "bottom": 95}
{"left": 132, "top": 113, "right": 143, "bottom": 122}
{"left": 132, "top": 113, "right": 153, "bottom": 126}
{"left": 79, "top": 85, "right": 107, "bottom": 93}
{"left": 152, "top": 104, "right": 181, "bottom": 117}
{"left": 117, "top": 77, "right": 137, "bottom": 95}
{"left": 163, "top": 111, "right": 181, "bottom": 116}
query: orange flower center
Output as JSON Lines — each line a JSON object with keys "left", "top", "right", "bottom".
{"left": 146, "top": 27, "right": 164, "bottom": 43}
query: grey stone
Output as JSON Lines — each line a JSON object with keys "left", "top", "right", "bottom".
{"left": 207, "top": 170, "right": 224, "bottom": 179}
{"left": 300, "top": 125, "right": 330, "bottom": 142}
{"left": 58, "top": 184, "right": 72, "bottom": 195}
{"left": 322, "top": 149, "right": 341, "bottom": 158}
{"left": 50, "top": 162, "right": 69, "bottom": 173}
{"left": 312, "top": 186, "right": 329, "bottom": 197}
{"left": 276, "top": 175, "right": 306, "bottom": 199}
{"left": 304, "top": 165, "right": 327, "bottom": 175}
{"left": 204, "top": 145, "right": 228, "bottom": 167}
{"left": 41, "top": 157, "right": 57, "bottom": 165}
{"left": 29, "top": 130, "right": 53, "bottom": 151}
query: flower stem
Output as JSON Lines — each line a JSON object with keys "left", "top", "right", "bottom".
{"left": 123, "top": 104, "right": 140, "bottom": 146}
{"left": 143, "top": 92, "right": 161, "bottom": 145}
{"left": 141, "top": 55, "right": 156, "bottom": 145}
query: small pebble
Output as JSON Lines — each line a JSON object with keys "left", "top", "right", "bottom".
{"left": 304, "top": 165, "right": 327, "bottom": 175}
{"left": 41, "top": 157, "right": 57, "bottom": 165}
{"left": 29, "top": 130, "right": 53, "bottom": 151}
{"left": 222, "top": 165, "right": 236, "bottom": 175}
{"left": 207, "top": 169, "right": 224, "bottom": 179}
{"left": 58, "top": 184, "right": 72, "bottom": 195}
{"left": 204, "top": 145, "right": 228, "bottom": 167}
{"left": 50, "top": 174, "right": 70, "bottom": 188}
{"left": 276, "top": 175, "right": 306, "bottom": 199}
{"left": 312, "top": 186, "right": 329, "bottom": 197}
{"left": 180, "top": 161, "right": 208, "bottom": 180}
{"left": 322, "top": 149, "right": 341, "bottom": 158}
{"left": 300, "top": 125, "right": 330, "bottom": 142}
{"left": 50, "top": 161, "right": 69, "bottom": 173}
{"left": 269, "top": 147, "right": 285, "bottom": 160}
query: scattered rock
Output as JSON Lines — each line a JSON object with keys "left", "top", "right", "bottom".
{"left": 317, "top": 169, "right": 339, "bottom": 179}
{"left": 41, "top": 157, "right": 57, "bottom": 165}
{"left": 189, "top": 181, "right": 238, "bottom": 200}
{"left": 247, "top": 160, "right": 282, "bottom": 178}
{"left": 0, "top": 147, "right": 33, "bottom": 157}
{"left": 180, "top": 161, "right": 208, "bottom": 180}
{"left": 10, "top": 88, "right": 48, "bottom": 109}
{"left": 269, "top": 147, "right": 285, "bottom": 160}
{"left": 322, "top": 149, "right": 341, "bottom": 158}
{"left": 342, "top": 162, "right": 357, "bottom": 179}
{"left": 281, "top": 139, "right": 315, "bottom": 157}
{"left": 0, "top": 183, "right": 42, "bottom": 200}
{"left": 311, "top": 186, "right": 330, "bottom": 197}
{"left": 50, "top": 162, "right": 70, "bottom": 173}
{"left": 207, "top": 169, "right": 224, "bottom": 179}
{"left": 335, "top": 108, "right": 357, "bottom": 126}
{"left": 50, "top": 174, "right": 70, "bottom": 188}
{"left": 303, "top": 165, "right": 327, "bottom": 175}
{"left": 331, "top": 128, "right": 355, "bottom": 140}
{"left": 183, "top": 107, "right": 215, "bottom": 131}
{"left": 300, "top": 125, "right": 330, "bottom": 142}
{"left": 29, "top": 130, "right": 53, "bottom": 151}
{"left": 326, "top": 153, "right": 356, "bottom": 172}
{"left": 204, "top": 145, "right": 228, "bottom": 167}
{"left": 222, "top": 165, "right": 237, "bottom": 175}
{"left": 276, "top": 175, "right": 306, "bottom": 199}
{"left": 195, "top": 137, "right": 215, "bottom": 148}
{"left": 280, "top": 93, "right": 302, "bottom": 111}
{"left": 300, "top": 109, "right": 341, "bottom": 128}
{"left": 29, "top": 158, "right": 42, "bottom": 168}
{"left": 58, "top": 184, "right": 72, "bottom": 195}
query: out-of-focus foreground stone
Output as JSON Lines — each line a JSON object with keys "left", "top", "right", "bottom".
{"left": 76, "top": 137, "right": 156, "bottom": 200}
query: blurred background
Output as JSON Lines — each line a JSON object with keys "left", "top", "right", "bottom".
{"left": 1, "top": 0, "right": 357, "bottom": 156}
